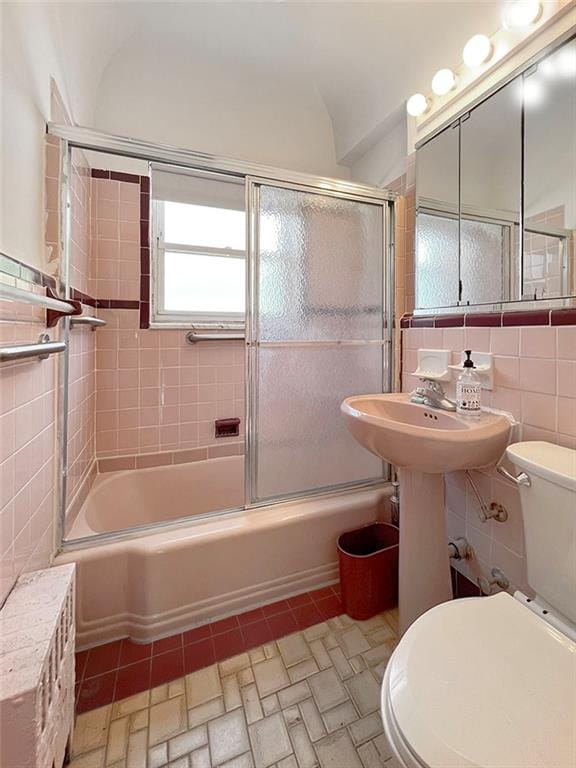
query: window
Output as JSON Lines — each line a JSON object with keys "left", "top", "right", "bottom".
{"left": 152, "top": 168, "right": 245, "bottom": 324}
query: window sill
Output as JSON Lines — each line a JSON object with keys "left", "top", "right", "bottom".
{"left": 149, "top": 321, "right": 245, "bottom": 331}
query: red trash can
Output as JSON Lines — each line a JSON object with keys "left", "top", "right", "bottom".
{"left": 337, "top": 522, "right": 399, "bottom": 620}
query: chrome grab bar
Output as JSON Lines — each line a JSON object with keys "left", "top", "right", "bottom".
{"left": 69, "top": 316, "right": 107, "bottom": 329}
{"left": 0, "top": 282, "right": 75, "bottom": 314}
{"left": 0, "top": 333, "right": 66, "bottom": 363}
{"left": 186, "top": 331, "right": 244, "bottom": 344}
{"left": 496, "top": 459, "right": 531, "bottom": 487}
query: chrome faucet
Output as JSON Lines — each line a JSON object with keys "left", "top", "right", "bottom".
{"left": 415, "top": 379, "right": 457, "bottom": 412}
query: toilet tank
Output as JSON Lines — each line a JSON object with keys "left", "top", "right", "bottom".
{"left": 506, "top": 442, "right": 576, "bottom": 624}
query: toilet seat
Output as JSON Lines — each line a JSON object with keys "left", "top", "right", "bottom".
{"left": 382, "top": 592, "right": 576, "bottom": 768}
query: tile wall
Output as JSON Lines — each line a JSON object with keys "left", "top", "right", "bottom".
{"left": 402, "top": 322, "right": 576, "bottom": 592}
{"left": 0, "top": 292, "right": 57, "bottom": 605}
{"left": 66, "top": 169, "right": 245, "bottom": 468}
{"left": 90, "top": 174, "right": 141, "bottom": 302}
{"left": 94, "top": 310, "right": 244, "bottom": 458}
{"left": 67, "top": 155, "right": 97, "bottom": 508}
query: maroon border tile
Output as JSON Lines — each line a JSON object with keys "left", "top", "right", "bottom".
{"left": 410, "top": 316, "right": 435, "bottom": 327}
{"left": 96, "top": 299, "right": 140, "bottom": 310}
{"left": 502, "top": 310, "right": 550, "bottom": 326}
{"left": 465, "top": 312, "right": 502, "bottom": 327}
{"left": 91, "top": 168, "right": 110, "bottom": 179}
{"left": 183, "top": 638, "right": 215, "bottom": 674}
{"left": 111, "top": 171, "right": 141, "bottom": 185}
{"left": 435, "top": 314, "right": 464, "bottom": 328}
{"left": 551, "top": 308, "right": 576, "bottom": 326}
{"left": 403, "top": 307, "right": 575, "bottom": 330}
{"left": 140, "top": 275, "right": 150, "bottom": 302}
{"left": 140, "top": 221, "right": 150, "bottom": 249}
{"left": 115, "top": 659, "right": 152, "bottom": 700}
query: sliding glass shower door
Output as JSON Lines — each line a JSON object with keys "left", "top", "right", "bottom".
{"left": 247, "top": 179, "right": 391, "bottom": 505}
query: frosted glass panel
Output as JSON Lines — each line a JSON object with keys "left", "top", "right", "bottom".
{"left": 460, "top": 219, "right": 507, "bottom": 304}
{"left": 254, "top": 346, "right": 383, "bottom": 500}
{"left": 250, "top": 182, "right": 387, "bottom": 504}
{"left": 415, "top": 213, "right": 459, "bottom": 308}
{"left": 257, "top": 186, "right": 383, "bottom": 341}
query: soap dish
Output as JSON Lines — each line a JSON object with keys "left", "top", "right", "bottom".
{"left": 410, "top": 349, "right": 451, "bottom": 382}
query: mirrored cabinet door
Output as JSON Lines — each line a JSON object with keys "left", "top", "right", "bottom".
{"left": 459, "top": 78, "right": 522, "bottom": 305}
{"left": 415, "top": 124, "right": 460, "bottom": 308}
{"left": 523, "top": 39, "right": 576, "bottom": 301}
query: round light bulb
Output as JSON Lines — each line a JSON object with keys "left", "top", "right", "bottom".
{"left": 406, "top": 93, "right": 429, "bottom": 117}
{"left": 502, "top": 1, "right": 541, "bottom": 29}
{"left": 463, "top": 34, "right": 493, "bottom": 68}
{"left": 431, "top": 68, "right": 457, "bottom": 96}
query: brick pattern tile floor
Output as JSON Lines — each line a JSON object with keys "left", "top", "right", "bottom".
{"left": 75, "top": 586, "right": 346, "bottom": 714}
{"left": 70, "top": 607, "right": 401, "bottom": 768}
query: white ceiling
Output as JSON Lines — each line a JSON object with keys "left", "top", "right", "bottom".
{"left": 50, "top": 1, "right": 504, "bottom": 169}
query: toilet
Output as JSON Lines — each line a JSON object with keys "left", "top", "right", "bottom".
{"left": 381, "top": 441, "right": 576, "bottom": 768}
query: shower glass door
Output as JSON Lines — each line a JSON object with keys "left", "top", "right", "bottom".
{"left": 247, "top": 179, "right": 390, "bottom": 505}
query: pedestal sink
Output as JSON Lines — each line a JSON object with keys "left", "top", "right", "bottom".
{"left": 341, "top": 393, "right": 511, "bottom": 633}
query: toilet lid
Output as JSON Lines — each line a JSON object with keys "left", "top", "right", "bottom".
{"left": 387, "top": 592, "right": 576, "bottom": 768}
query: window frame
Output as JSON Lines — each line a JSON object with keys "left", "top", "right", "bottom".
{"left": 151, "top": 198, "right": 246, "bottom": 326}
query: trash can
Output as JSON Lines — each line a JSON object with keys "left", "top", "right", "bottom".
{"left": 337, "top": 522, "right": 399, "bottom": 620}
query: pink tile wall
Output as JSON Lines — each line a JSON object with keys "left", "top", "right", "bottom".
{"left": 90, "top": 177, "right": 140, "bottom": 301}
{"left": 0, "top": 301, "right": 57, "bottom": 606}
{"left": 94, "top": 310, "right": 244, "bottom": 457}
{"left": 69, "top": 157, "right": 94, "bottom": 298}
{"left": 66, "top": 324, "right": 96, "bottom": 507}
{"left": 402, "top": 324, "right": 576, "bottom": 593}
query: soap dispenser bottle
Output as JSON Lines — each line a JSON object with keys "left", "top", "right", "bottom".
{"left": 456, "top": 350, "right": 481, "bottom": 418}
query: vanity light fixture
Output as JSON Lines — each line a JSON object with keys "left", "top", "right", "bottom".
{"left": 463, "top": 34, "right": 493, "bottom": 68}
{"left": 431, "top": 68, "right": 457, "bottom": 96}
{"left": 502, "top": 0, "right": 542, "bottom": 29}
{"left": 406, "top": 93, "right": 429, "bottom": 117}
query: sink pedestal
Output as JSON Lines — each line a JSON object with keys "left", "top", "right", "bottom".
{"left": 397, "top": 469, "right": 453, "bottom": 634}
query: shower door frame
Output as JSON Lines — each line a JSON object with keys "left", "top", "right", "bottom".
{"left": 49, "top": 123, "right": 396, "bottom": 550}
{"left": 245, "top": 176, "right": 395, "bottom": 508}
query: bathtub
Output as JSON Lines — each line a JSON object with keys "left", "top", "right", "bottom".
{"left": 66, "top": 455, "right": 245, "bottom": 538}
{"left": 56, "top": 459, "right": 390, "bottom": 648}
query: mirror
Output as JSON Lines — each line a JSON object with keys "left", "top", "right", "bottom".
{"left": 523, "top": 38, "right": 576, "bottom": 300}
{"left": 460, "top": 78, "right": 522, "bottom": 305}
{"left": 415, "top": 123, "right": 459, "bottom": 308}
{"left": 414, "top": 35, "right": 576, "bottom": 312}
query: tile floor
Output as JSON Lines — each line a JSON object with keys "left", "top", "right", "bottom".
{"left": 70, "top": 609, "right": 401, "bottom": 768}
{"left": 75, "top": 587, "right": 346, "bottom": 714}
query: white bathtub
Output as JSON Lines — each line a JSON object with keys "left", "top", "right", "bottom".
{"left": 56, "top": 459, "right": 390, "bottom": 648}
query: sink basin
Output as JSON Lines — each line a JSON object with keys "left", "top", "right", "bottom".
{"left": 341, "top": 393, "right": 512, "bottom": 634}
{"left": 341, "top": 393, "right": 511, "bottom": 473}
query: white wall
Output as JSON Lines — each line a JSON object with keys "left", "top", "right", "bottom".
{"left": 93, "top": 43, "right": 349, "bottom": 180}
{"left": 0, "top": 4, "right": 65, "bottom": 271}
{"left": 349, "top": 115, "right": 407, "bottom": 188}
